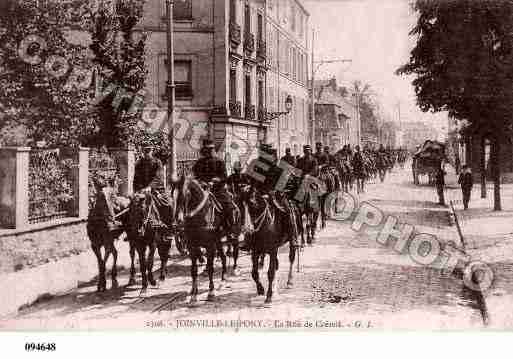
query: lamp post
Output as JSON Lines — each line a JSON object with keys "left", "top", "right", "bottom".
{"left": 267, "top": 95, "right": 293, "bottom": 157}
{"left": 165, "top": 0, "right": 177, "bottom": 184}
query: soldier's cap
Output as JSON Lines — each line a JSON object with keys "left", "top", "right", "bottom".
{"left": 316, "top": 142, "right": 323, "bottom": 147}
{"left": 324, "top": 146, "right": 330, "bottom": 150}
{"left": 202, "top": 139, "right": 215, "bottom": 149}
{"left": 303, "top": 145, "right": 312, "bottom": 150}
{"left": 142, "top": 143, "right": 155, "bottom": 150}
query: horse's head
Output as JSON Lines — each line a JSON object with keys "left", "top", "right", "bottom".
{"left": 174, "top": 175, "right": 208, "bottom": 220}
{"left": 127, "top": 192, "right": 150, "bottom": 235}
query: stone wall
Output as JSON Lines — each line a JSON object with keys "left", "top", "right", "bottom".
{"left": 0, "top": 219, "right": 88, "bottom": 275}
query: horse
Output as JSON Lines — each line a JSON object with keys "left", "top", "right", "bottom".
{"left": 376, "top": 152, "right": 387, "bottom": 183}
{"left": 174, "top": 176, "right": 229, "bottom": 303}
{"left": 239, "top": 188, "right": 299, "bottom": 304}
{"left": 125, "top": 190, "right": 178, "bottom": 293}
{"left": 318, "top": 165, "right": 341, "bottom": 229}
{"left": 86, "top": 181, "right": 131, "bottom": 292}
{"left": 292, "top": 176, "right": 322, "bottom": 245}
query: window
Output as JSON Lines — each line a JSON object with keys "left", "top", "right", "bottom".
{"left": 230, "top": 69, "right": 237, "bottom": 103}
{"left": 292, "top": 47, "right": 297, "bottom": 81}
{"left": 299, "top": 13, "right": 304, "bottom": 38}
{"left": 174, "top": 60, "right": 192, "bottom": 99}
{"left": 162, "top": 0, "right": 192, "bottom": 21}
{"left": 281, "top": 92, "right": 287, "bottom": 129}
{"left": 230, "top": 0, "right": 237, "bottom": 22}
{"left": 244, "top": 4, "right": 251, "bottom": 34}
{"left": 257, "top": 13, "right": 263, "bottom": 43}
{"left": 245, "top": 74, "right": 251, "bottom": 106}
{"left": 292, "top": 96, "right": 296, "bottom": 130}
{"left": 160, "top": 58, "right": 192, "bottom": 101}
{"left": 267, "top": 86, "right": 274, "bottom": 111}
{"left": 174, "top": 0, "right": 192, "bottom": 20}
{"left": 291, "top": 3, "right": 296, "bottom": 32}
{"left": 258, "top": 80, "right": 264, "bottom": 109}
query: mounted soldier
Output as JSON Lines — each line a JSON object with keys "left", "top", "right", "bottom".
{"left": 133, "top": 144, "right": 173, "bottom": 230}
{"left": 297, "top": 144, "right": 319, "bottom": 177}
{"left": 242, "top": 144, "right": 299, "bottom": 249}
{"left": 323, "top": 146, "right": 336, "bottom": 167}
{"left": 226, "top": 160, "right": 250, "bottom": 197}
{"left": 314, "top": 142, "right": 329, "bottom": 166}
{"left": 191, "top": 139, "right": 240, "bottom": 243}
{"left": 281, "top": 147, "right": 297, "bottom": 167}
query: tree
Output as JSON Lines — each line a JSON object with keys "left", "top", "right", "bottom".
{"left": 352, "top": 80, "right": 379, "bottom": 145}
{"left": 0, "top": 0, "right": 97, "bottom": 146}
{"left": 398, "top": 0, "right": 513, "bottom": 210}
{"left": 87, "top": 0, "right": 148, "bottom": 148}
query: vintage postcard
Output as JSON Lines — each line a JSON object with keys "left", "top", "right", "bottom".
{"left": 0, "top": 0, "right": 510, "bottom": 343}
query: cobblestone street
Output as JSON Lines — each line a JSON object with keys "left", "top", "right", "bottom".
{"left": 0, "top": 166, "right": 497, "bottom": 331}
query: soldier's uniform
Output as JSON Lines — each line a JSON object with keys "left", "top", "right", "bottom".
{"left": 134, "top": 156, "right": 165, "bottom": 192}
{"left": 281, "top": 148, "right": 297, "bottom": 167}
{"left": 192, "top": 140, "right": 239, "bottom": 239}
{"left": 314, "top": 143, "right": 329, "bottom": 167}
{"left": 246, "top": 145, "right": 299, "bottom": 248}
{"left": 323, "top": 147, "right": 336, "bottom": 167}
{"left": 133, "top": 147, "right": 173, "bottom": 229}
{"left": 297, "top": 150, "right": 319, "bottom": 177}
{"left": 227, "top": 169, "right": 250, "bottom": 197}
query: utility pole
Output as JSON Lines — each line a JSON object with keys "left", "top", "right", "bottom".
{"left": 166, "top": 0, "right": 177, "bottom": 183}
{"left": 309, "top": 42, "right": 352, "bottom": 146}
{"left": 310, "top": 28, "right": 315, "bottom": 146}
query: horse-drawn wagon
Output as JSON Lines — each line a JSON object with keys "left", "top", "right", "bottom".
{"left": 412, "top": 140, "right": 446, "bottom": 185}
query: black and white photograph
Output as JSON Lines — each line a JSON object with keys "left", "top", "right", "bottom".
{"left": 0, "top": 1, "right": 512, "bottom": 352}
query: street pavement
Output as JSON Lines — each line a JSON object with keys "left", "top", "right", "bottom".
{"left": 447, "top": 180, "right": 513, "bottom": 329}
{"left": 0, "top": 165, "right": 499, "bottom": 331}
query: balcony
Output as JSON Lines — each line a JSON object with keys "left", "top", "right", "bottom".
{"left": 245, "top": 104, "right": 256, "bottom": 121}
{"left": 229, "top": 22, "right": 241, "bottom": 47}
{"left": 244, "top": 33, "right": 255, "bottom": 54}
{"left": 256, "top": 40, "right": 266, "bottom": 61}
{"left": 229, "top": 101, "right": 242, "bottom": 117}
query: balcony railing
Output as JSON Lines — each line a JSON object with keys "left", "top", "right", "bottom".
{"left": 229, "top": 22, "right": 241, "bottom": 47}
{"left": 244, "top": 33, "right": 255, "bottom": 54}
{"left": 257, "top": 40, "right": 266, "bottom": 61}
{"left": 245, "top": 104, "right": 256, "bottom": 120}
{"left": 229, "top": 101, "right": 242, "bottom": 117}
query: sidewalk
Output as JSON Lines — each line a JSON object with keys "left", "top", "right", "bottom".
{"left": 447, "top": 181, "right": 513, "bottom": 328}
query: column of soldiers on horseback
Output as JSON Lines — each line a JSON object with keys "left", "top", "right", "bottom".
{"left": 86, "top": 137, "right": 403, "bottom": 303}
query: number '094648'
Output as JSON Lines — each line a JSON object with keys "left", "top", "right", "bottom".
{"left": 24, "top": 343, "right": 56, "bottom": 352}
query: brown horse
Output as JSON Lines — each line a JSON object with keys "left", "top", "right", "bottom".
{"left": 175, "top": 176, "right": 228, "bottom": 303}
{"left": 87, "top": 183, "right": 131, "bottom": 292}
{"left": 126, "top": 191, "right": 176, "bottom": 293}
{"left": 240, "top": 189, "right": 298, "bottom": 305}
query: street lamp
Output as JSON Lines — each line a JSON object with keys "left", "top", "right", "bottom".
{"left": 266, "top": 95, "right": 293, "bottom": 157}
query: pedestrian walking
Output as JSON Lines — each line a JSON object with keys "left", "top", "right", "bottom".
{"left": 435, "top": 166, "right": 446, "bottom": 206}
{"left": 458, "top": 164, "right": 473, "bottom": 210}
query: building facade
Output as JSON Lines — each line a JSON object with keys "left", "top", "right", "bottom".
{"left": 313, "top": 78, "right": 357, "bottom": 150}
{"left": 138, "top": 0, "right": 267, "bottom": 171}
{"left": 139, "top": 0, "right": 310, "bottom": 170}
{"left": 265, "top": 0, "right": 310, "bottom": 158}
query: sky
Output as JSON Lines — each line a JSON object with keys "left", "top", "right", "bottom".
{"left": 303, "top": 0, "right": 448, "bottom": 133}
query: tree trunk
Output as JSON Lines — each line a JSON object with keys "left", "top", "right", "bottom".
{"left": 492, "top": 137, "right": 501, "bottom": 211}
{"left": 480, "top": 135, "right": 487, "bottom": 198}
